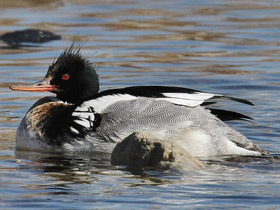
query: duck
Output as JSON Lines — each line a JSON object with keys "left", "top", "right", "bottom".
{"left": 9, "top": 45, "right": 267, "bottom": 158}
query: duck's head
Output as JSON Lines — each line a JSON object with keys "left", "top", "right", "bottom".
{"left": 10, "top": 46, "right": 99, "bottom": 104}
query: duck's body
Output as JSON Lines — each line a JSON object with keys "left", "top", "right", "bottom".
{"left": 11, "top": 46, "right": 267, "bottom": 158}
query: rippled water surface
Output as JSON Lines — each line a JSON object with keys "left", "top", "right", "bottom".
{"left": 1, "top": 0, "right": 280, "bottom": 209}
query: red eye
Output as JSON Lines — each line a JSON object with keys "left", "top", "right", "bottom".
{"left": 62, "top": 73, "right": 70, "bottom": 80}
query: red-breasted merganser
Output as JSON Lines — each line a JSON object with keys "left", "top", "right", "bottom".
{"left": 10, "top": 46, "right": 267, "bottom": 157}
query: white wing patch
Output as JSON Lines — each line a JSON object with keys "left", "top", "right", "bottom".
{"left": 156, "top": 98, "right": 204, "bottom": 107}
{"left": 78, "top": 94, "right": 137, "bottom": 113}
{"left": 160, "top": 92, "right": 220, "bottom": 107}
{"left": 163, "top": 92, "right": 218, "bottom": 100}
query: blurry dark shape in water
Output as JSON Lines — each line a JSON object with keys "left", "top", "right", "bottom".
{"left": 0, "top": 29, "right": 61, "bottom": 47}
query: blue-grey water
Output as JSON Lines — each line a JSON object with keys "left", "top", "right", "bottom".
{"left": 1, "top": 0, "right": 280, "bottom": 209}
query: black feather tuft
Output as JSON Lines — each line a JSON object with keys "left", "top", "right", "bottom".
{"left": 50, "top": 44, "right": 91, "bottom": 73}
{"left": 209, "top": 108, "right": 253, "bottom": 122}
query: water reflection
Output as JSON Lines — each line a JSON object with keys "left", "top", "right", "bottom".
{"left": 13, "top": 148, "right": 280, "bottom": 186}
{"left": 13, "top": 149, "right": 179, "bottom": 185}
{"left": 14, "top": 150, "right": 112, "bottom": 183}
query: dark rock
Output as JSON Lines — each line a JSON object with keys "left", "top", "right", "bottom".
{"left": 111, "top": 132, "right": 205, "bottom": 170}
{"left": 0, "top": 29, "right": 61, "bottom": 45}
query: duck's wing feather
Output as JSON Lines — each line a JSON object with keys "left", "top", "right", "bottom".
{"left": 72, "top": 86, "right": 253, "bottom": 128}
{"left": 87, "top": 86, "right": 253, "bottom": 109}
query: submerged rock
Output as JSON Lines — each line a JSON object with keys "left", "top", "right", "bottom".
{"left": 0, "top": 29, "right": 61, "bottom": 45}
{"left": 111, "top": 132, "right": 205, "bottom": 170}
